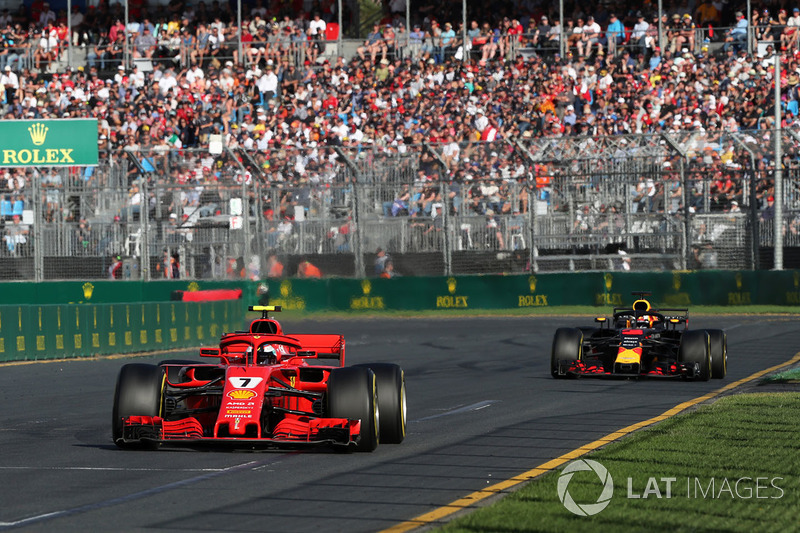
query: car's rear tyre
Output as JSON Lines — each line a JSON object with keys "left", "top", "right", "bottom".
{"left": 327, "top": 367, "right": 379, "bottom": 452}
{"left": 353, "top": 363, "right": 406, "bottom": 444}
{"left": 679, "top": 330, "right": 711, "bottom": 381}
{"left": 706, "top": 329, "right": 727, "bottom": 379}
{"left": 158, "top": 359, "right": 199, "bottom": 384}
{"left": 551, "top": 327, "right": 583, "bottom": 379}
{"left": 112, "top": 364, "right": 165, "bottom": 449}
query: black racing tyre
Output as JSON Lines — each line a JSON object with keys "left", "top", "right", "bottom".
{"left": 551, "top": 327, "right": 583, "bottom": 379}
{"left": 679, "top": 330, "right": 711, "bottom": 381}
{"left": 158, "top": 359, "right": 199, "bottom": 384}
{"left": 353, "top": 363, "right": 406, "bottom": 444}
{"left": 706, "top": 329, "right": 727, "bottom": 379}
{"left": 112, "top": 364, "right": 165, "bottom": 449}
{"left": 327, "top": 366, "right": 379, "bottom": 452}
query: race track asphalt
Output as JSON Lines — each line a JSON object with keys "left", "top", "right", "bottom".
{"left": 0, "top": 314, "right": 797, "bottom": 532}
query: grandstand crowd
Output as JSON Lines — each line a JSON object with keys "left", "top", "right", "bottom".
{"left": 0, "top": 0, "right": 791, "bottom": 224}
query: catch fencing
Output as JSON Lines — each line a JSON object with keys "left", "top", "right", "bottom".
{"left": 1, "top": 129, "right": 798, "bottom": 280}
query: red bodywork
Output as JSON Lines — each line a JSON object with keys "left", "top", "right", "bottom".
{"left": 120, "top": 320, "right": 363, "bottom": 448}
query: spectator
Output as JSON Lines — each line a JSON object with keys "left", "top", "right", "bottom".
{"left": 266, "top": 252, "right": 284, "bottom": 277}
{"left": 357, "top": 23, "right": 386, "bottom": 63}
{"left": 605, "top": 13, "right": 624, "bottom": 55}
{"left": 297, "top": 258, "right": 322, "bottom": 278}
{"left": 724, "top": 11, "right": 747, "bottom": 53}
{"left": 374, "top": 247, "right": 389, "bottom": 275}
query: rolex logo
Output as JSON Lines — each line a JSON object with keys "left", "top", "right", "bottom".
{"left": 529, "top": 275, "right": 537, "bottom": 293}
{"left": 280, "top": 280, "right": 292, "bottom": 298}
{"left": 447, "top": 277, "right": 457, "bottom": 294}
{"left": 82, "top": 282, "right": 94, "bottom": 300}
{"left": 361, "top": 279, "right": 372, "bottom": 295}
{"left": 28, "top": 123, "right": 48, "bottom": 146}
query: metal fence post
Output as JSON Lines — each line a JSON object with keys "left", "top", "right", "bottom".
{"left": 333, "top": 147, "right": 364, "bottom": 277}
{"left": 424, "top": 142, "right": 451, "bottom": 275}
{"left": 225, "top": 146, "right": 251, "bottom": 272}
{"left": 33, "top": 170, "right": 43, "bottom": 281}
{"left": 140, "top": 177, "right": 150, "bottom": 280}
{"left": 731, "top": 134, "right": 758, "bottom": 270}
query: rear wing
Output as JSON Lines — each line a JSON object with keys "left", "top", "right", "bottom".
{"left": 289, "top": 334, "right": 346, "bottom": 366}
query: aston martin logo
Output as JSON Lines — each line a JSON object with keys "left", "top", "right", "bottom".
{"left": 604, "top": 273, "right": 613, "bottom": 291}
{"left": 447, "top": 277, "right": 457, "bottom": 294}
{"left": 280, "top": 280, "right": 292, "bottom": 298}
{"left": 28, "top": 123, "right": 48, "bottom": 146}
{"left": 82, "top": 282, "right": 94, "bottom": 300}
{"left": 529, "top": 275, "right": 537, "bottom": 293}
{"left": 361, "top": 279, "right": 372, "bottom": 295}
{"left": 227, "top": 389, "right": 257, "bottom": 400}
{"left": 673, "top": 272, "right": 681, "bottom": 291}
{"left": 735, "top": 272, "right": 742, "bottom": 290}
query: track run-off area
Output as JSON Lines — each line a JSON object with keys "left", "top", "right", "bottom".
{"left": 0, "top": 315, "right": 797, "bottom": 532}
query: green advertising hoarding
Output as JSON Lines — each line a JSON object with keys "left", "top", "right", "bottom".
{"left": 0, "top": 119, "right": 99, "bottom": 167}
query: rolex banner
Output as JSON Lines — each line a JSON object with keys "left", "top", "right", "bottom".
{"left": 0, "top": 119, "right": 99, "bottom": 167}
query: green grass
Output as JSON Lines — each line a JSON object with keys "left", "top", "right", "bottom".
{"left": 257, "top": 305, "right": 800, "bottom": 321}
{"left": 762, "top": 368, "right": 800, "bottom": 383}
{"left": 438, "top": 393, "right": 800, "bottom": 533}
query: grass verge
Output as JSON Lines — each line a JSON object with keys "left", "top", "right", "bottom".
{"left": 438, "top": 393, "right": 800, "bottom": 533}
{"left": 762, "top": 368, "right": 800, "bottom": 383}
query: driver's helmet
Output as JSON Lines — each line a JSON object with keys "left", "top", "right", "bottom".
{"left": 257, "top": 344, "right": 277, "bottom": 365}
{"left": 636, "top": 314, "right": 655, "bottom": 327}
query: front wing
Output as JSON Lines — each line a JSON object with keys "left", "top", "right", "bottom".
{"left": 120, "top": 415, "right": 362, "bottom": 448}
{"left": 555, "top": 359, "right": 702, "bottom": 379}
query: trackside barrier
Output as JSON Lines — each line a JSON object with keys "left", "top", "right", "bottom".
{"left": 0, "top": 280, "right": 250, "bottom": 305}
{"left": 0, "top": 299, "right": 243, "bottom": 362}
{"left": 2, "top": 271, "right": 798, "bottom": 362}
{"left": 262, "top": 271, "right": 800, "bottom": 312}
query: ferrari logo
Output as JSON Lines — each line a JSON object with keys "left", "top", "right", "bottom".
{"left": 361, "top": 279, "right": 372, "bottom": 295}
{"left": 529, "top": 275, "right": 537, "bottom": 293}
{"left": 604, "top": 273, "right": 613, "bottom": 291}
{"left": 447, "top": 277, "right": 457, "bottom": 294}
{"left": 289, "top": 376, "right": 296, "bottom": 387}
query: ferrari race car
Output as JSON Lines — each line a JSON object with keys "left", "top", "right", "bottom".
{"left": 551, "top": 293, "right": 727, "bottom": 380}
{"left": 112, "top": 306, "right": 406, "bottom": 451}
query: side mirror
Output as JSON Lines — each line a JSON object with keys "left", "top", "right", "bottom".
{"left": 199, "top": 347, "right": 221, "bottom": 358}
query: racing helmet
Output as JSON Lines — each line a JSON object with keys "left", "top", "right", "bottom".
{"left": 257, "top": 344, "right": 278, "bottom": 365}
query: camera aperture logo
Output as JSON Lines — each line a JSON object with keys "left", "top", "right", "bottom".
{"left": 557, "top": 459, "right": 614, "bottom": 516}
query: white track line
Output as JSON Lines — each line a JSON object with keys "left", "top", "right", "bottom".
{"left": 414, "top": 400, "right": 498, "bottom": 422}
{"left": 0, "top": 466, "right": 226, "bottom": 472}
{"left": 0, "top": 456, "right": 291, "bottom": 529}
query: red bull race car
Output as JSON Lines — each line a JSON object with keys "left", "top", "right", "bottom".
{"left": 112, "top": 306, "right": 406, "bottom": 451}
{"left": 551, "top": 293, "right": 727, "bottom": 380}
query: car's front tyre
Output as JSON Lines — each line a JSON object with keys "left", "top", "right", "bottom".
{"left": 551, "top": 328, "right": 583, "bottom": 378}
{"left": 706, "top": 329, "right": 727, "bottom": 379}
{"left": 353, "top": 363, "right": 406, "bottom": 444}
{"left": 679, "top": 330, "right": 711, "bottom": 381}
{"left": 112, "top": 364, "right": 165, "bottom": 449}
{"left": 327, "top": 366, "right": 379, "bottom": 452}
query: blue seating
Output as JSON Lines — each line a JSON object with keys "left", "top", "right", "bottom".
{"left": 11, "top": 199, "right": 23, "bottom": 217}
{"left": 0, "top": 199, "right": 11, "bottom": 219}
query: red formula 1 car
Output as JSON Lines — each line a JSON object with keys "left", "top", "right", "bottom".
{"left": 112, "top": 306, "right": 406, "bottom": 451}
{"left": 551, "top": 292, "right": 727, "bottom": 380}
